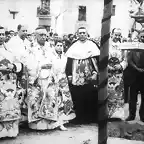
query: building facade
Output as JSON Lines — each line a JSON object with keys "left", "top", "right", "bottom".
{"left": 61, "top": 0, "right": 131, "bottom": 38}
{"left": 0, "top": 0, "right": 62, "bottom": 32}
{"left": 0, "top": 0, "right": 137, "bottom": 37}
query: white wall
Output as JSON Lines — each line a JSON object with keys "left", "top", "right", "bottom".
{"left": 0, "top": 0, "right": 40, "bottom": 31}
{"left": 62, "top": 0, "right": 131, "bottom": 38}
{"left": 0, "top": 0, "right": 134, "bottom": 37}
{"left": 0, "top": 0, "right": 63, "bottom": 32}
{"left": 111, "top": 0, "right": 130, "bottom": 37}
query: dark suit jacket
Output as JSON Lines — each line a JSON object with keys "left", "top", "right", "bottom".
{"left": 123, "top": 51, "right": 144, "bottom": 86}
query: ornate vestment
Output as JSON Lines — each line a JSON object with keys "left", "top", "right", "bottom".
{"left": 108, "top": 41, "right": 127, "bottom": 118}
{"left": 0, "top": 45, "right": 25, "bottom": 138}
{"left": 26, "top": 43, "right": 75, "bottom": 130}
{"left": 65, "top": 39, "right": 100, "bottom": 123}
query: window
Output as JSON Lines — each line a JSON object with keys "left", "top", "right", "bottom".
{"left": 78, "top": 6, "right": 86, "bottom": 21}
{"left": 112, "top": 5, "right": 116, "bottom": 16}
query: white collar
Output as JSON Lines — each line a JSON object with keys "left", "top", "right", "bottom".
{"left": 66, "top": 40, "right": 100, "bottom": 59}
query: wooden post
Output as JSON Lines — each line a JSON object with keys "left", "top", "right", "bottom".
{"left": 98, "top": 0, "right": 113, "bottom": 144}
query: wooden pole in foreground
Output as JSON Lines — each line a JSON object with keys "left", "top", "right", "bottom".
{"left": 98, "top": 0, "right": 113, "bottom": 144}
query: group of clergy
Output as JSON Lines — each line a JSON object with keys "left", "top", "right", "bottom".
{"left": 0, "top": 22, "right": 144, "bottom": 139}
{"left": 0, "top": 24, "right": 100, "bottom": 138}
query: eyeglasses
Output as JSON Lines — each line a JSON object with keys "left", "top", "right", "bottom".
{"left": 39, "top": 34, "right": 46, "bottom": 37}
{"left": 79, "top": 32, "right": 86, "bottom": 34}
{"left": 0, "top": 33, "right": 5, "bottom": 36}
{"left": 57, "top": 45, "right": 63, "bottom": 47}
{"left": 115, "top": 34, "right": 121, "bottom": 37}
{"left": 22, "top": 30, "right": 27, "bottom": 32}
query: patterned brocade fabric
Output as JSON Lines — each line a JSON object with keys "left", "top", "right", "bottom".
{"left": 72, "top": 58, "right": 98, "bottom": 86}
{"left": 108, "top": 42, "right": 126, "bottom": 118}
{"left": 0, "top": 58, "right": 22, "bottom": 138}
{"left": 27, "top": 65, "right": 75, "bottom": 129}
{"left": 0, "top": 59, "right": 21, "bottom": 122}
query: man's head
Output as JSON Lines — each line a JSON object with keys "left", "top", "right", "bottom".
{"left": 17, "top": 24, "right": 27, "bottom": 40}
{"left": 27, "top": 30, "right": 34, "bottom": 42}
{"left": 5, "top": 31, "right": 11, "bottom": 43}
{"left": 111, "top": 28, "right": 122, "bottom": 43}
{"left": 63, "top": 34, "right": 68, "bottom": 40}
{"left": 68, "top": 34, "right": 74, "bottom": 41}
{"left": 77, "top": 27, "right": 88, "bottom": 42}
{"left": 48, "top": 37, "right": 55, "bottom": 47}
{"left": 0, "top": 26, "right": 5, "bottom": 45}
{"left": 35, "top": 26, "right": 47, "bottom": 46}
{"left": 9, "top": 30, "right": 15, "bottom": 37}
{"left": 53, "top": 33, "right": 58, "bottom": 41}
{"left": 54, "top": 39, "right": 64, "bottom": 54}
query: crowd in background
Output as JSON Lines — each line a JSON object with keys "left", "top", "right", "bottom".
{"left": 4, "top": 28, "right": 103, "bottom": 53}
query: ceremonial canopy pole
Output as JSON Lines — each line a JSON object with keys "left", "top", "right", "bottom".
{"left": 98, "top": 0, "right": 113, "bottom": 144}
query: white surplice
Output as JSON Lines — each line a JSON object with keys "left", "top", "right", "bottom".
{"left": 6, "top": 36, "right": 30, "bottom": 64}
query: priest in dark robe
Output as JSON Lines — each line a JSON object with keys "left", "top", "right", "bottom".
{"left": 65, "top": 26, "right": 100, "bottom": 124}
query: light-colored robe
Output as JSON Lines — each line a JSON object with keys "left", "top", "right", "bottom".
{"left": 0, "top": 44, "right": 24, "bottom": 138}
{"left": 26, "top": 42, "right": 75, "bottom": 130}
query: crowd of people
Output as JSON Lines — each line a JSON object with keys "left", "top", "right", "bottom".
{"left": 0, "top": 23, "right": 144, "bottom": 139}
{"left": 0, "top": 24, "right": 100, "bottom": 138}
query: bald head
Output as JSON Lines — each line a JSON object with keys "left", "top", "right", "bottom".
{"left": 35, "top": 27, "right": 47, "bottom": 35}
{"left": 112, "top": 28, "right": 122, "bottom": 43}
{"left": 35, "top": 27, "right": 47, "bottom": 46}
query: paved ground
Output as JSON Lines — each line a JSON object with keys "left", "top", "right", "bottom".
{"left": 0, "top": 124, "right": 144, "bottom": 144}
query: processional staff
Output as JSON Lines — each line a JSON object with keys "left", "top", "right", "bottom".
{"left": 98, "top": 0, "right": 113, "bottom": 144}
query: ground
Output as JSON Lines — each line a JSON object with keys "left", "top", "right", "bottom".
{"left": 1, "top": 95, "right": 144, "bottom": 144}
{"left": 0, "top": 123, "right": 144, "bottom": 144}
{"left": 108, "top": 94, "right": 144, "bottom": 141}
{"left": 1, "top": 122, "right": 144, "bottom": 144}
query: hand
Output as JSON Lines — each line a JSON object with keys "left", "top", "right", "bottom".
{"left": 90, "top": 73, "right": 97, "bottom": 81}
{"left": 114, "top": 64, "right": 122, "bottom": 70}
{"left": 68, "top": 76, "right": 72, "bottom": 83}
{"left": 137, "top": 68, "right": 144, "bottom": 73}
{"left": 132, "top": 64, "right": 144, "bottom": 72}
{"left": 108, "top": 65, "right": 115, "bottom": 71}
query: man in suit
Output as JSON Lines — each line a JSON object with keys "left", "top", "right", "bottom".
{"left": 125, "top": 31, "right": 144, "bottom": 122}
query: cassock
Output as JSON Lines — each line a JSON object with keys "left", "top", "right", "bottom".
{"left": 65, "top": 39, "right": 100, "bottom": 123}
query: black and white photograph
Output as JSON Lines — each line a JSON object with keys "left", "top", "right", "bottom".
{"left": 0, "top": 0, "right": 144, "bottom": 144}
